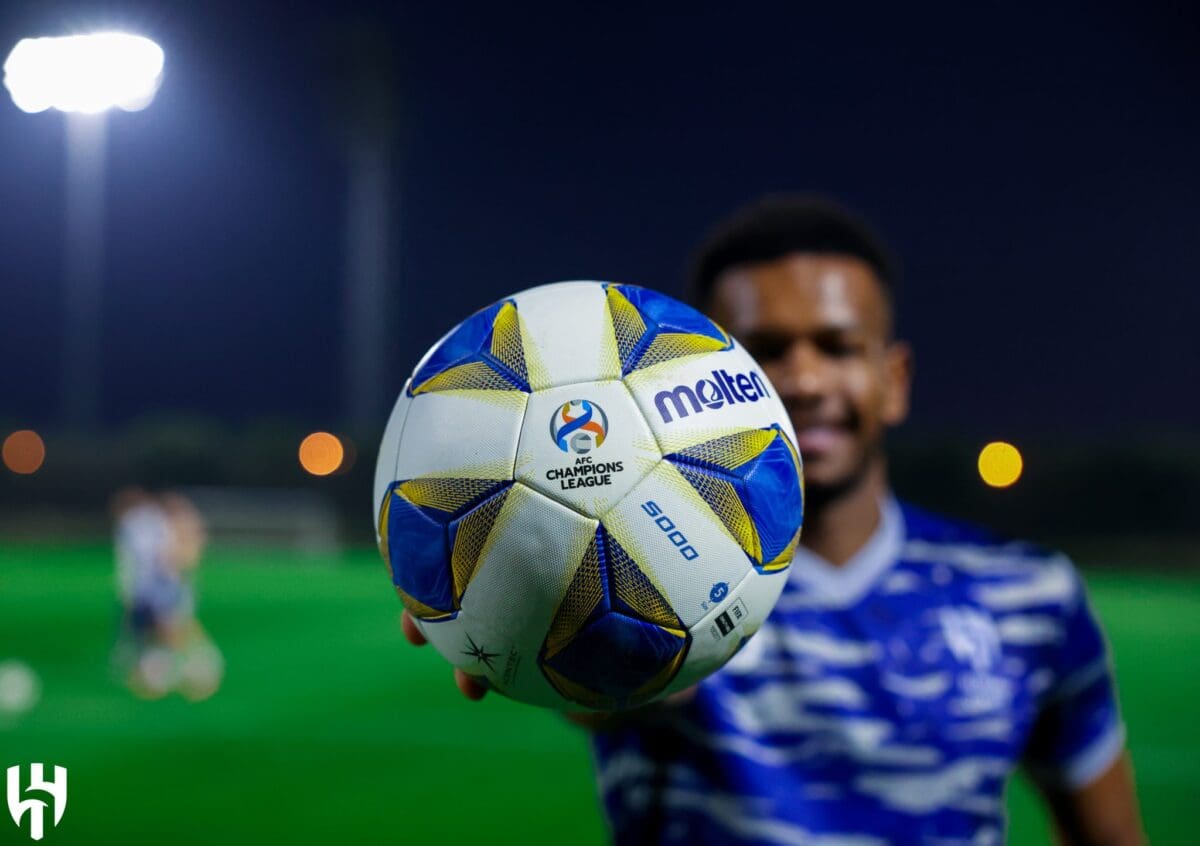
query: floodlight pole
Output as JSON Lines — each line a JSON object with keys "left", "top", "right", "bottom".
{"left": 335, "top": 23, "right": 397, "bottom": 435}
{"left": 62, "top": 111, "right": 107, "bottom": 428}
{"left": 344, "top": 137, "right": 390, "bottom": 433}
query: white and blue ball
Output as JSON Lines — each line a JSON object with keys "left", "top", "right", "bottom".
{"left": 374, "top": 281, "right": 804, "bottom": 710}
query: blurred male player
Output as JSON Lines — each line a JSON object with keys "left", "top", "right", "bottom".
{"left": 113, "top": 487, "right": 224, "bottom": 701}
{"left": 402, "top": 197, "right": 1143, "bottom": 845}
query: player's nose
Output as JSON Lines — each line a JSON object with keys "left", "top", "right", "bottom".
{"left": 776, "top": 340, "right": 830, "bottom": 401}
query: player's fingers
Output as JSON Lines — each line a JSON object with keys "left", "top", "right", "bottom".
{"left": 564, "top": 711, "right": 614, "bottom": 730}
{"left": 663, "top": 685, "right": 699, "bottom": 706}
{"left": 400, "top": 611, "right": 427, "bottom": 646}
{"left": 454, "top": 668, "right": 489, "bottom": 701}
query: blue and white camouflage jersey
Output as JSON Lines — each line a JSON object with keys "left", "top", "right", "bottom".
{"left": 591, "top": 498, "right": 1125, "bottom": 846}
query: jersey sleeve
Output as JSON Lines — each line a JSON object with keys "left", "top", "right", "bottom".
{"left": 1022, "top": 565, "right": 1125, "bottom": 789}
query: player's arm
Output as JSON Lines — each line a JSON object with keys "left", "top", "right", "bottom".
{"left": 1020, "top": 560, "right": 1145, "bottom": 846}
{"left": 1036, "top": 753, "right": 1143, "bottom": 846}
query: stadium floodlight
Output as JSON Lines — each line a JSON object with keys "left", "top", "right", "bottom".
{"left": 3, "top": 32, "right": 163, "bottom": 114}
{"left": 4, "top": 31, "right": 164, "bottom": 426}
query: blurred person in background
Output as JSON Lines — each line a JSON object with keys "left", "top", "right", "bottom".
{"left": 112, "top": 487, "right": 223, "bottom": 701}
{"left": 403, "top": 196, "right": 1144, "bottom": 845}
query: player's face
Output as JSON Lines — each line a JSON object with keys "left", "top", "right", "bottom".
{"left": 708, "top": 254, "right": 911, "bottom": 498}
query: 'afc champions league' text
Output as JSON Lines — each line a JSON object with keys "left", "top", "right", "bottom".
{"left": 545, "top": 458, "right": 625, "bottom": 489}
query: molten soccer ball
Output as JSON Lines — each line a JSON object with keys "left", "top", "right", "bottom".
{"left": 374, "top": 282, "right": 803, "bottom": 710}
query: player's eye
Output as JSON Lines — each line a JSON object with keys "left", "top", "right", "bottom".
{"left": 819, "top": 336, "right": 866, "bottom": 358}
{"left": 742, "top": 337, "right": 790, "bottom": 362}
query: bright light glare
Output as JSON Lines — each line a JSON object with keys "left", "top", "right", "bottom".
{"left": 4, "top": 32, "right": 163, "bottom": 114}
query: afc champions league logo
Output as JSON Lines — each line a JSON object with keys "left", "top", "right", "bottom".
{"left": 550, "top": 400, "right": 609, "bottom": 455}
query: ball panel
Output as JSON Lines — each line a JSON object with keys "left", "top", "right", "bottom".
{"left": 665, "top": 425, "right": 804, "bottom": 573}
{"left": 392, "top": 390, "right": 526, "bottom": 482}
{"left": 488, "top": 299, "right": 532, "bottom": 388}
{"left": 381, "top": 478, "right": 512, "bottom": 618}
{"left": 669, "top": 567, "right": 789, "bottom": 694}
{"left": 537, "top": 524, "right": 690, "bottom": 710}
{"left": 373, "top": 386, "right": 413, "bottom": 540}
{"left": 739, "top": 431, "right": 804, "bottom": 569}
{"left": 604, "top": 284, "right": 647, "bottom": 371}
{"left": 623, "top": 340, "right": 799, "bottom": 456}
{"left": 510, "top": 281, "right": 621, "bottom": 389}
{"left": 724, "top": 563, "right": 788, "bottom": 642}
{"left": 395, "top": 585, "right": 454, "bottom": 622}
{"left": 603, "top": 284, "right": 732, "bottom": 375}
{"left": 409, "top": 298, "right": 530, "bottom": 394}
{"left": 455, "top": 484, "right": 598, "bottom": 706}
{"left": 414, "top": 610, "right": 561, "bottom": 709}
{"left": 397, "top": 477, "right": 510, "bottom": 512}
{"left": 600, "top": 461, "right": 752, "bottom": 629}
{"left": 542, "top": 612, "right": 688, "bottom": 709}
{"left": 541, "top": 524, "right": 606, "bottom": 662}
{"left": 605, "top": 525, "right": 685, "bottom": 630}
{"left": 515, "top": 380, "right": 661, "bottom": 518}
{"left": 446, "top": 485, "right": 513, "bottom": 604}
{"left": 381, "top": 486, "right": 454, "bottom": 615}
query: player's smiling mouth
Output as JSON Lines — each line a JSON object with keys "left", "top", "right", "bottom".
{"left": 793, "top": 424, "right": 850, "bottom": 454}
{"left": 790, "top": 409, "right": 857, "bottom": 455}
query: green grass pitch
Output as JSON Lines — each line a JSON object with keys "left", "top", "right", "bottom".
{"left": 0, "top": 544, "right": 1195, "bottom": 844}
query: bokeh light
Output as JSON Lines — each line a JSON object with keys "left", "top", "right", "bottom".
{"left": 2, "top": 430, "right": 46, "bottom": 474}
{"left": 299, "top": 431, "right": 344, "bottom": 476}
{"left": 978, "top": 441, "right": 1023, "bottom": 488}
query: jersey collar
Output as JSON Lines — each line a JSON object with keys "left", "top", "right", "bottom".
{"left": 786, "top": 495, "right": 905, "bottom": 607}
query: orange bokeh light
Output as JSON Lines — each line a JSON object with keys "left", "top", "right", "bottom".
{"left": 298, "top": 432, "right": 344, "bottom": 477}
{"left": 2, "top": 430, "right": 46, "bottom": 475}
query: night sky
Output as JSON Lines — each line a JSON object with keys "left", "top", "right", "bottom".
{"left": 2, "top": 1, "right": 1197, "bottom": 436}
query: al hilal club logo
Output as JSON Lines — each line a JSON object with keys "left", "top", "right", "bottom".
{"left": 7, "top": 764, "right": 67, "bottom": 841}
{"left": 550, "top": 400, "right": 608, "bottom": 454}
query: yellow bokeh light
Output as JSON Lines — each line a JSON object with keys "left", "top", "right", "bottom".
{"left": 2, "top": 430, "right": 46, "bottom": 475}
{"left": 299, "top": 432, "right": 344, "bottom": 477}
{"left": 978, "top": 441, "right": 1023, "bottom": 488}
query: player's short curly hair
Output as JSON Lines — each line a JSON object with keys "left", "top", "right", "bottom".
{"left": 689, "top": 194, "right": 898, "bottom": 309}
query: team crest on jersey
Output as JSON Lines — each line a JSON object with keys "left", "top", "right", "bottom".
{"left": 878, "top": 604, "right": 1016, "bottom": 725}
{"left": 938, "top": 606, "right": 1013, "bottom": 715}
{"left": 939, "top": 607, "right": 1001, "bottom": 672}
{"left": 550, "top": 400, "right": 608, "bottom": 454}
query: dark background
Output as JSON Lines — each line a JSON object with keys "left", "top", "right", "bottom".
{"left": 2, "top": 1, "right": 1197, "bottom": 435}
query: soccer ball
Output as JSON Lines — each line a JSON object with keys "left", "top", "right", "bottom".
{"left": 374, "top": 281, "right": 803, "bottom": 710}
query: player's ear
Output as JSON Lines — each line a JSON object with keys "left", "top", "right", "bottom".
{"left": 882, "top": 340, "right": 912, "bottom": 426}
